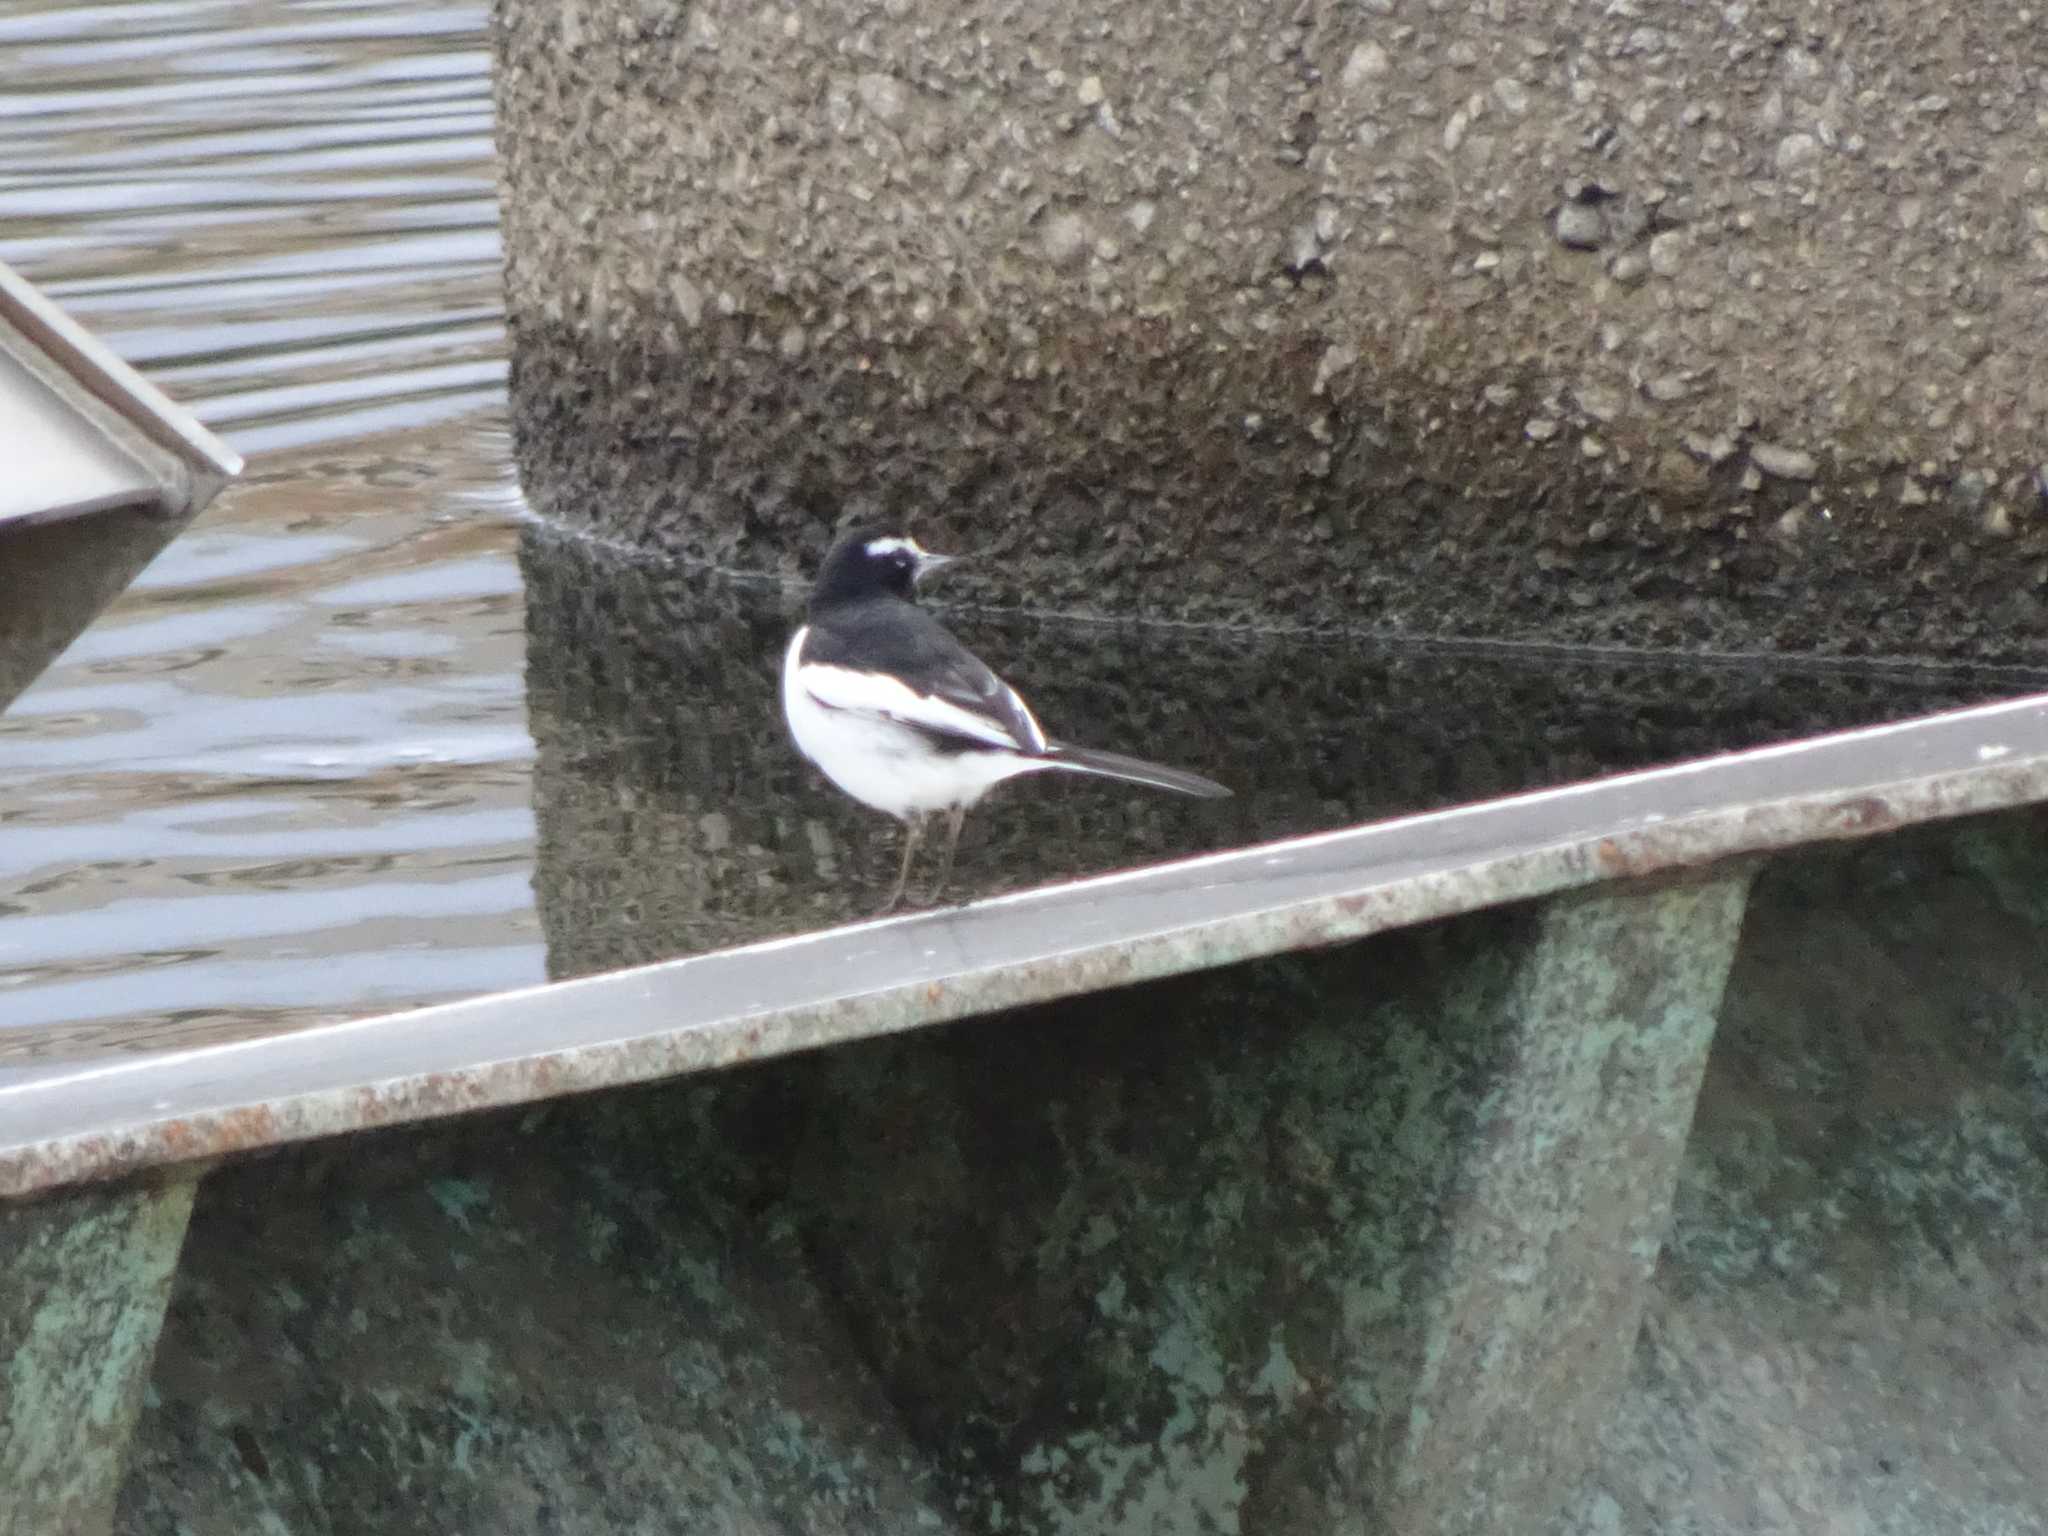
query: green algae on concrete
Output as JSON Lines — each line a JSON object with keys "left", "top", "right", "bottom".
{"left": 1, "top": 1177, "right": 197, "bottom": 1536}
{"left": 116, "top": 1101, "right": 961, "bottom": 1536}
{"left": 776, "top": 872, "right": 1752, "bottom": 1533}
{"left": 1560, "top": 813, "right": 2048, "bottom": 1536}
{"left": 1386, "top": 872, "right": 1753, "bottom": 1531}
{"left": 112, "top": 870, "right": 1750, "bottom": 1535}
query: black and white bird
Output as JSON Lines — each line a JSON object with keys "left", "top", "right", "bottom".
{"left": 782, "top": 530, "right": 1230, "bottom": 911}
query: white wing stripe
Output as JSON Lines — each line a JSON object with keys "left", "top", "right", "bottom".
{"left": 800, "top": 662, "right": 1031, "bottom": 752}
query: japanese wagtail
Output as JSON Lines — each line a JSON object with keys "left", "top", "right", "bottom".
{"left": 782, "top": 531, "right": 1230, "bottom": 911}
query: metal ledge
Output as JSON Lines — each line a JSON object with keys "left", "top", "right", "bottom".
{"left": 0, "top": 258, "right": 242, "bottom": 527}
{"left": 0, "top": 257, "right": 244, "bottom": 714}
{"left": 3, "top": 691, "right": 2046, "bottom": 1199}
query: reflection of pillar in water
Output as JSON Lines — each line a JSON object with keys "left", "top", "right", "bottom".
{"left": 519, "top": 521, "right": 2004, "bottom": 980}
{"left": 520, "top": 522, "right": 1286, "bottom": 976}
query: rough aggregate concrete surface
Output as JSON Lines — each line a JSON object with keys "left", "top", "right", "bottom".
{"left": 492, "top": 0, "right": 2048, "bottom": 660}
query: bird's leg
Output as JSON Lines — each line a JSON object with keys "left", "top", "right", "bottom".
{"left": 930, "top": 805, "right": 967, "bottom": 904}
{"left": 878, "top": 814, "right": 923, "bottom": 914}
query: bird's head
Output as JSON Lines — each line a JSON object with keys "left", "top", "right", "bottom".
{"left": 811, "top": 530, "right": 958, "bottom": 607}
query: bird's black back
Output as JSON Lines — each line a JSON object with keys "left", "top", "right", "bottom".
{"left": 803, "top": 597, "right": 1047, "bottom": 756}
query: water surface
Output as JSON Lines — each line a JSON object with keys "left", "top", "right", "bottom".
{"left": 1, "top": 0, "right": 534, "bottom": 1054}
{"left": 3, "top": 0, "right": 2044, "bottom": 1076}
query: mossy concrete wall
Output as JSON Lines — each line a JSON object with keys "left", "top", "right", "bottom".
{"left": 1, "top": 1177, "right": 196, "bottom": 1536}
{"left": 1562, "top": 816, "right": 2048, "bottom": 1534}
{"left": 113, "top": 873, "right": 1749, "bottom": 1535}
{"left": 92, "top": 808, "right": 2048, "bottom": 1531}
{"left": 491, "top": 0, "right": 2048, "bottom": 661}
{"left": 96, "top": 812, "right": 2048, "bottom": 1533}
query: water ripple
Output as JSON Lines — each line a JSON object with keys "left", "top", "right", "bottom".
{"left": 0, "top": 0, "right": 502, "bottom": 446}
{"left": 0, "top": 0, "right": 539, "bottom": 1058}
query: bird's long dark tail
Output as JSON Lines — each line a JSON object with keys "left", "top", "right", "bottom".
{"left": 1045, "top": 744, "right": 1231, "bottom": 798}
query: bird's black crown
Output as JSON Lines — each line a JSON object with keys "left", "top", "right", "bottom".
{"left": 810, "top": 530, "right": 948, "bottom": 610}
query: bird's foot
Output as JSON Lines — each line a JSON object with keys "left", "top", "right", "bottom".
{"left": 921, "top": 806, "right": 968, "bottom": 908}
{"left": 874, "top": 814, "right": 924, "bottom": 915}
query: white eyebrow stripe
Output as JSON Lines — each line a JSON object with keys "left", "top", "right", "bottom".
{"left": 800, "top": 662, "right": 1031, "bottom": 751}
{"left": 862, "top": 536, "right": 924, "bottom": 559}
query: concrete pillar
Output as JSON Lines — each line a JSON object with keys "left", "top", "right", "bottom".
{"left": 1385, "top": 874, "right": 1751, "bottom": 1528}
{"left": 1, "top": 1176, "right": 197, "bottom": 1536}
{"left": 491, "top": 0, "right": 2048, "bottom": 661}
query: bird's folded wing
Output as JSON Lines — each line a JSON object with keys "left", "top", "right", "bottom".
{"left": 800, "top": 662, "right": 1045, "bottom": 753}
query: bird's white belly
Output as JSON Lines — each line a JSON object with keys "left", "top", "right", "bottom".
{"left": 782, "top": 629, "right": 1047, "bottom": 820}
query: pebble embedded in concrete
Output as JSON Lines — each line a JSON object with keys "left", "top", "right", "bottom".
{"left": 1313, "top": 342, "right": 1359, "bottom": 394}
{"left": 855, "top": 71, "right": 905, "bottom": 122}
{"left": 1648, "top": 231, "right": 1686, "bottom": 277}
{"left": 1575, "top": 384, "right": 1623, "bottom": 424}
{"left": 1041, "top": 211, "right": 1090, "bottom": 266}
{"left": 1684, "top": 432, "right": 1737, "bottom": 465}
{"left": 1556, "top": 201, "right": 1605, "bottom": 250}
{"left": 1775, "top": 133, "right": 1821, "bottom": 173}
{"left": 1342, "top": 42, "right": 1389, "bottom": 89}
{"left": 1751, "top": 443, "right": 1819, "bottom": 481}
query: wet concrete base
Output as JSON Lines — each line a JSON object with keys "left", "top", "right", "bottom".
{"left": 490, "top": 0, "right": 2048, "bottom": 663}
